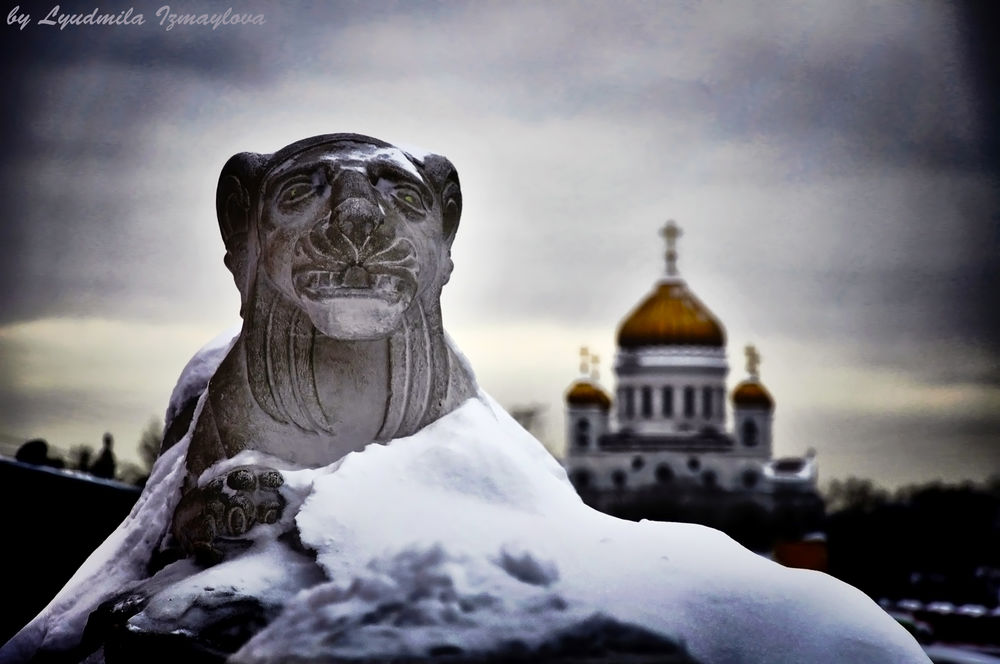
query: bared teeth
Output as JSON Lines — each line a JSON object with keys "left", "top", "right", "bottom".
{"left": 298, "top": 270, "right": 337, "bottom": 293}
{"left": 296, "top": 267, "right": 404, "bottom": 299}
{"left": 374, "top": 274, "right": 396, "bottom": 290}
{"left": 342, "top": 265, "right": 370, "bottom": 288}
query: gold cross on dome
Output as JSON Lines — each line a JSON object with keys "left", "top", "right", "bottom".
{"left": 579, "top": 346, "right": 590, "bottom": 375}
{"left": 590, "top": 353, "right": 600, "bottom": 381}
{"left": 660, "top": 220, "right": 682, "bottom": 276}
{"left": 745, "top": 344, "right": 761, "bottom": 379}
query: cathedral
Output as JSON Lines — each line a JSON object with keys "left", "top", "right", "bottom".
{"left": 562, "top": 221, "right": 817, "bottom": 506}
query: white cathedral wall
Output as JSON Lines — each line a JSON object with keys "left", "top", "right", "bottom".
{"left": 565, "top": 450, "right": 770, "bottom": 493}
{"left": 733, "top": 407, "right": 773, "bottom": 459}
{"left": 613, "top": 346, "right": 729, "bottom": 436}
{"left": 565, "top": 405, "right": 609, "bottom": 455}
{"left": 563, "top": 347, "right": 806, "bottom": 496}
{"left": 614, "top": 368, "right": 728, "bottom": 435}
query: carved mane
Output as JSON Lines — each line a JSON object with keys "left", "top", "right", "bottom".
{"left": 244, "top": 277, "right": 451, "bottom": 441}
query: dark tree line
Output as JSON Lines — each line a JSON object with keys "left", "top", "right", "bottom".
{"left": 824, "top": 476, "right": 1000, "bottom": 607}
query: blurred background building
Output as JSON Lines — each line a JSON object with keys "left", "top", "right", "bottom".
{"left": 562, "top": 222, "right": 824, "bottom": 553}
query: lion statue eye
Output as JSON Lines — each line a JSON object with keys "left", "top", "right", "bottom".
{"left": 280, "top": 181, "right": 315, "bottom": 206}
{"left": 394, "top": 188, "right": 426, "bottom": 214}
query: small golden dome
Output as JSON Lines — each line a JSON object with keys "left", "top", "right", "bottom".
{"left": 617, "top": 279, "right": 726, "bottom": 349}
{"left": 732, "top": 380, "right": 774, "bottom": 409}
{"left": 566, "top": 380, "right": 612, "bottom": 410}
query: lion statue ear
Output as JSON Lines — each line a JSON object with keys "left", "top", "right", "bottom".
{"left": 216, "top": 152, "right": 268, "bottom": 316}
{"left": 420, "top": 154, "right": 462, "bottom": 244}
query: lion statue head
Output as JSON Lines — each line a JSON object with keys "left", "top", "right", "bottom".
{"left": 218, "top": 133, "right": 462, "bottom": 339}
{"left": 176, "top": 134, "right": 475, "bottom": 480}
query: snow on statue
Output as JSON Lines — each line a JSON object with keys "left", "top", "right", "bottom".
{"left": 0, "top": 134, "right": 931, "bottom": 664}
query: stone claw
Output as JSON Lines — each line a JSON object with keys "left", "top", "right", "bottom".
{"left": 260, "top": 470, "right": 283, "bottom": 489}
{"left": 226, "top": 467, "right": 257, "bottom": 490}
{"left": 172, "top": 465, "right": 286, "bottom": 562}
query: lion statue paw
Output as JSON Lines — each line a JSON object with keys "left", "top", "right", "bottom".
{"left": 172, "top": 465, "right": 286, "bottom": 563}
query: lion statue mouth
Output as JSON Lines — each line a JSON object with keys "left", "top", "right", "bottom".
{"left": 292, "top": 231, "right": 420, "bottom": 305}
{"left": 294, "top": 270, "right": 408, "bottom": 302}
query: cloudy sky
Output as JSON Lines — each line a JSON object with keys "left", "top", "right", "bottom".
{"left": 0, "top": 1, "right": 996, "bottom": 488}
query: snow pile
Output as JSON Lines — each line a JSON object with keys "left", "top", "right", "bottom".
{"left": 231, "top": 546, "right": 689, "bottom": 664}
{"left": 124, "top": 538, "right": 326, "bottom": 646}
{"left": 229, "top": 394, "right": 929, "bottom": 664}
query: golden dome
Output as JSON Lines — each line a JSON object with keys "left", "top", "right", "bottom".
{"left": 617, "top": 279, "right": 726, "bottom": 349}
{"left": 732, "top": 379, "right": 774, "bottom": 409}
{"left": 566, "top": 380, "right": 612, "bottom": 410}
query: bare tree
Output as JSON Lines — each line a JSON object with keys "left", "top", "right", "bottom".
{"left": 67, "top": 444, "right": 94, "bottom": 472}
{"left": 823, "top": 477, "right": 890, "bottom": 513}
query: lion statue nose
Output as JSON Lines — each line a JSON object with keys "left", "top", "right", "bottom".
{"left": 329, "top": 197, "right": 383, "bottom": 248}
{"left": 325, "top": 170, "right": 384, "bottom": 249}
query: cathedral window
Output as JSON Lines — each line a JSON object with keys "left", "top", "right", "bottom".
{"left": 655, "top": 463, "right": 674, "bottom": 483}
{"left": 702, "top": 386, "right": 712, "bottom": 418}
{"left": 640, "top": 386, "right": 652, "bottom": 418}
{"left": 683, "top": 386, "right": 695, "bottom": 417}
{"left": 575, "top": 419, "right": 590, "bottom": 448}
{"left": 742, "top": 419, "right": 759, "bottom": 447}
{"left": 687, "top": 456, "right": 700, "bottom": 472}
{"left": 661, "top": 386, "right": 674, "bottom": 417}
{"left": 612, "top": 469, "right": 627, "bottom": 488}
{"left": 702, "top": 469, "right": 718, "bottom": 488}
{"left": 631, "top": 455, "right": 645, "bottom": 471}
{"left": 572, "top": 469, "right": 591, "bottom": 488}
{"left": 742, "top": 468, "right": 759, "bottom": 489}
{"left": 623, "top": 387, "right": 635, "bottom": 418}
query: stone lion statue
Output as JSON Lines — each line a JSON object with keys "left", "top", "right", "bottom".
{"left": 170, "top": 133, "right": 477, "bottom": 559}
